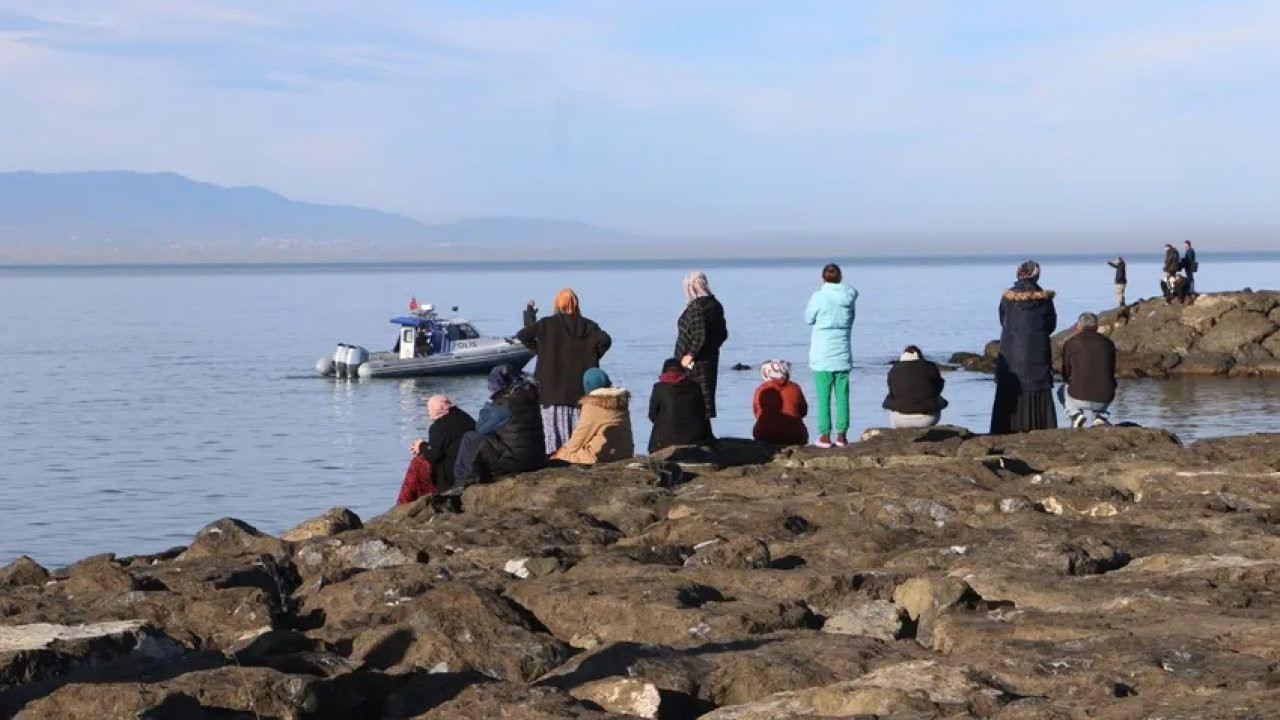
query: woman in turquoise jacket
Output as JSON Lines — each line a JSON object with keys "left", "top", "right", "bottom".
{"left": 804, "top": 263, "right": 858, "bottom": 447}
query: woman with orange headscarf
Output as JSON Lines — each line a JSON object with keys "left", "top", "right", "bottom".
{"left": 516, "top": 288, "right": 613, "bottom": 454}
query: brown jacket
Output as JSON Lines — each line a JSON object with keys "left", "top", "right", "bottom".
{"left": 554, "top": 388, "right": 635, "bottom": 464}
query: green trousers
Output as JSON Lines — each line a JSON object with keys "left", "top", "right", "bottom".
{"left": 813, "top": 370, "right": 850, "bottom": 435}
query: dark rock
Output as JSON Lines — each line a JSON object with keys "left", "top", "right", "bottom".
{"left": 0, "top": 557, "right": 50, "bottom": 588}
{"left": 282, "top": 507, "right": 363, "bottom": 542}
{"left": 178, "top": 518, "right": 289, "bottom": 562}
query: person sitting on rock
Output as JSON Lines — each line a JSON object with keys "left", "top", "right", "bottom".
{"left": 648, "top": 357, "right": 715, "bottom": 453}
{"left": 412, "top": 395, "right": 475, "bottom": 493}
{"left": 882, "top": 345, "right": 948, "bottom": 428}
{"left": 1161, "top": 273, "right": 1192, "bottom": 305}
{"left": 454, "top": 365, "right": 546, "bottom": 486}
{"left": 1058, "top": 312, "right": 1118, "bottom": 428}
{"left": 552, "top": 368, "right": 634, "bottom": 464}
{"left": 752, "top": 359, "right": 808, "bottom": 446}
{"left": 397, "top": 438, "right": 435, "bottom": 504}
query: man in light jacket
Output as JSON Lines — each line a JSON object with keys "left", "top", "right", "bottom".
{"left": 804, "top": 263, "right": 858, "bottom": 448}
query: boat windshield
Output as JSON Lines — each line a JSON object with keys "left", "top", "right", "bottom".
{"left": 447, "top": 323, "right": 481, "bottom": 341}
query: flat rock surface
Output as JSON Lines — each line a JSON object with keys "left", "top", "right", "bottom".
{"left": 4, "top": 426, "right": 1280, "bottom": 717}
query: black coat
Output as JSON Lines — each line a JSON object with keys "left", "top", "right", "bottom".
{"left": 1182, "top": 247, "right": 1198, "bottom": 275}
{"left": 674, "top": 295, "right": 728, "bottom": 418}
{"left": 1062, "top": 328, "right": 1117, "bottom": 404}
{"left": 996, "top": 282, "right": 1058, "bottom": 393}
{"left": 1163, "top": 248, "right": 1182, "bottom": 275}
{"left": 1107, "top": 260, "right": 1126, "bottom": 284}
{"left": 481, "top": 384, "right": 546, "bottom": 477}
{"left": 882, "top": 359, "right": 948, "bottom": 415}
{"left": 516, "top": 314, "right": 612, "bottom": 407}
{"left": 423, "top": 407, "right": 476, "bottom": 491}
{"left": 648, "top": 377, "right": 715, "bottom": 453}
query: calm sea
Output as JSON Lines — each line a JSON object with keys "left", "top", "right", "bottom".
{"left": 3, "top": 254, "right": 1279, "bottom": 566}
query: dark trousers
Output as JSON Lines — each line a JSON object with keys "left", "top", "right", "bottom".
{"left": 453, "top": 432, "right": 495, "bottom": 486}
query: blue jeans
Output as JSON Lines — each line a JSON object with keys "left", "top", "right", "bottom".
{"left": 1057, "top": 386, "right": 1110, "bottom": 420}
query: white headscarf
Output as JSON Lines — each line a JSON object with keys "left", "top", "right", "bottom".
{"left": 683, "top": 271, "right": 710, "bottom": 302}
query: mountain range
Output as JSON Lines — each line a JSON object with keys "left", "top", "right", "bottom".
{"left": 0, "top": 171, "right": 638, "bottom": 262}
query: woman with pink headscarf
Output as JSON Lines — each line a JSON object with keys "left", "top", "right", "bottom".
{"left": 411, "top": 394, "right": 475, "bottom": 494}
{"left": 674, "top": 271, "right": 729, "bottom": 418}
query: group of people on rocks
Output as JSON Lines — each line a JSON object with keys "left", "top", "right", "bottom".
{"left": 398, "top": 256, "right": 1135, "bottom": 502}
{"left": 1106, "top": 241, "right": 1199, "bottom": 308}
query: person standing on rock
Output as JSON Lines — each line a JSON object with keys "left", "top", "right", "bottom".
{"left": 752, "top": 359, "right": 809, "bottom": 446}
{"left": 1107, "top": 257, "right": 1127, "bottom": 306}
{"left": 805, "top": 263, "right": 858, "bottom": 447}
{"left": 882, "top": 346, "right": 948, "bottom": 428}
{"left": 415, "top": 395, "right": 475, "bottom": 493}
{"left": 1059, "top": 312, "right": 1118, "bottom": 428}
{"left": 648, "top": 357, "right": 715, "bottom": 453}
{"left": 552, "top": 368, "right": 635, "bottom": 464}
{"left": 517, "top": 288, "right": 612, "bottom": 455}
{"left": 990, "top": 260, "right": 1059, "bottom": 434}
{"left": 1182, "top": 241, "right": 1198, "bottom": 297}
{"left": 674, "top": 272, "right": 729, "bottom": 420}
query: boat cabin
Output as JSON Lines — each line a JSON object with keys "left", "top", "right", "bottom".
{"left": 390, "top": 306, "right": 483, "bottom": 359}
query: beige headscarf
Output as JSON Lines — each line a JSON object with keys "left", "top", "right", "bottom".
{"left": 427, "top": 395, "right": 454, "bottom": 421}
{"left": 683, "top": 271, "right": 710, "bottom": 302}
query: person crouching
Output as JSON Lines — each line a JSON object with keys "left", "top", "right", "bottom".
{"left": 1059, "top": 312, "right": 1118, "bottom": 428}
{"left": 648, "top": 357, "right": 715, "bottom": 453}
{"left": 552, "top": 368, "right": 634, "bottom": 464}
{"left": 752, "top": 359, "right": 808, "bottom": 446}
{"left": 882, "top": 346, "right": 948, "bottom": 428}
{"left": 453, "top": 365, "right": 546, "bottom": 486}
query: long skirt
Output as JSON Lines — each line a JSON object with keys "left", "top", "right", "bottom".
{"left": 990, "top": 388, "right": 1057, "bottom": 435}
{"left": 689, "top": 355, "right": 720, "bottom": 418}
{"left": 541, "top": 405, "right": 581, "bottom": 455}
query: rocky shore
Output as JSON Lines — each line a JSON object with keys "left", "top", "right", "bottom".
{"left": 4, "top": 427, "right": 1280, "bottom": 718}
{"left": 952, "top": 289, "right": 1280, "bottom": 378}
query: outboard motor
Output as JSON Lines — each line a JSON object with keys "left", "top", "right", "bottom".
{"left": 347, "top": 345, "right": 369, "bottom": 376}
{"left": 332, "top": 344, "right": 349, "bottom": 377}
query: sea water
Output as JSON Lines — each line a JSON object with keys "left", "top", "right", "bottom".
{"left": 2, "top": 255, "right": 1279, "bottom": 565}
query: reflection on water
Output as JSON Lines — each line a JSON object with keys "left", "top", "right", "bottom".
{"left": 1113, "top": 377, "right": 1280, "bottom": 442}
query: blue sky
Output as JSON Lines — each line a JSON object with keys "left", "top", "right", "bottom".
{"left": 1, "top": 0, "right": 1277, "bottom": 247}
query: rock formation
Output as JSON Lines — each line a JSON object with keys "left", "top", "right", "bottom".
{"left": 3, "top": 429, "right": 1280, "bottom": 717}
{"left": 953, "top": 290, "right": 1280, "bottom": 378}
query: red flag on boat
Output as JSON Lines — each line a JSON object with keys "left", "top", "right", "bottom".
{"left": 409, "top": 296, "right": 418, "bottom": 311}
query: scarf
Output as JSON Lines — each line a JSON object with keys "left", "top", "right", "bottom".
{"left": 899, "top": 350, "right": 921, "bottom": 362}
{"left": 487, "top": 364, "right": 524, "bottom": 396}
{"left": 554, "top": 288, "right": 579, "bottom": 315}
{"left": 427, "top": 395, "right": 454, "bottom": 420}
{"left": 683, "top": 271, "right": 710, "bottom": 302}
{"left": 760, "top": 359, "right": 791, "bottom": 381}
{"left": 658, "top": 370, "right": 687, "bottom": 385}
{"left": 1016, "top": 260, "right": 1040, "bottom": 281}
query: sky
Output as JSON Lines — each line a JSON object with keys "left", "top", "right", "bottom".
{"left": 1, "top": 0, "right": 1278, "bottom": 247}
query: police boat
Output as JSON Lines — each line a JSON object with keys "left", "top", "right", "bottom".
{"left": 316, "top": 302, "right": 534, "bottom": 379}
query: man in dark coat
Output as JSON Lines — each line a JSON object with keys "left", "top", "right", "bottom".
{"left": 1106, "top": 257, "right": 1127, "bottom": 306}
{"left": 882, "top": 346, "right": 948, "bottom": 428}
{"left": 1060, "top": 312, "right": 1118, "bottom": 428}
{"left": 675, "top": 272, "right": 729, "bottom": 418}
{"left": 1163, "top": 244, "right": 1181, "bottom": 276}
{"left": 990, "top": 261, "right": 1058, "bottom": 434}
{"left": 648, "top": 358, "right": 715, "bottom": 453}
{"left": 1181, "top": 241, "right": 1198, "bottom": 296}
{"left": 421, "top": 395, "right": 476, "bottom": 492}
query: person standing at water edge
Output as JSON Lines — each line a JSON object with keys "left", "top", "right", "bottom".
{"left": 516, "top": 289, "right": 612, "bottom": 455}
{"left": 1182, "top": 241, "right": 1198, "bottom": 297}
{"left": 674, "top": 272, "right": 729, "bottom": 419}
{"left": 882, "top": 346, "right": 948, "bottom": 428}
{"left": 990, "top": 260, "right": 1058, "bottom": 434}
{"left": 1059, "top": 312, "right": 1118, "bottom": 428}
{"left": 1107, "top": 257, "right": 1127, "bottom": 306}
{"left": 805, "top": 263, "right": 857, "bottom": 447}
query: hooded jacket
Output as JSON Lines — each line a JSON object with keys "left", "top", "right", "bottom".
{"left": 996, "top": 281, "right": 1058, "bottom": 393}
{"left": 423, "top": 406, "right": 476, "bottom": 492}
{"left": 478, "top": 382, "right": 546, "bottom": 477}
{"left": 648, "top": 372, "right": 714, "bottom": 453}
{"left": 1062, "top": 327, "right": 1117, "bottom": 404}
{"left": 752, "top": 379, "right": 809, "bottom": 446}
{"left": 883, "top": 359, "right": 948, "bottom": 415}
{"left": 517, "top": 313, "right": 612, "bottom": 406}
{"left": 804, "top": 282, "right": 858, "bottom": 372}
{"left": 555, "top": 387, "right": 635, "bottom": 464}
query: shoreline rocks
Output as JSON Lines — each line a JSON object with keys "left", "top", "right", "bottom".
{"left": 953, "top": 289, "right": 1280, "bottom": 378}
{"left": 4, "top": 426, "right": 1280, "bottom": 717}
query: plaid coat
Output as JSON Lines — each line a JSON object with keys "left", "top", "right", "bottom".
{"left": 674, "top": 295, "right": 728, "bottom": 418}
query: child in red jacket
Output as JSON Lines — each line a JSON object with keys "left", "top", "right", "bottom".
{"left": 752, "top": 359, "right": 809, "bottom": 446}
{"left": 396, "top": 439, "right": 436, "bottom": 504}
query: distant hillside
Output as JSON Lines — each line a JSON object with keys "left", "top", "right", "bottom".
{"left": 0, "top": 171, "right": 634, "bottom": 261}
